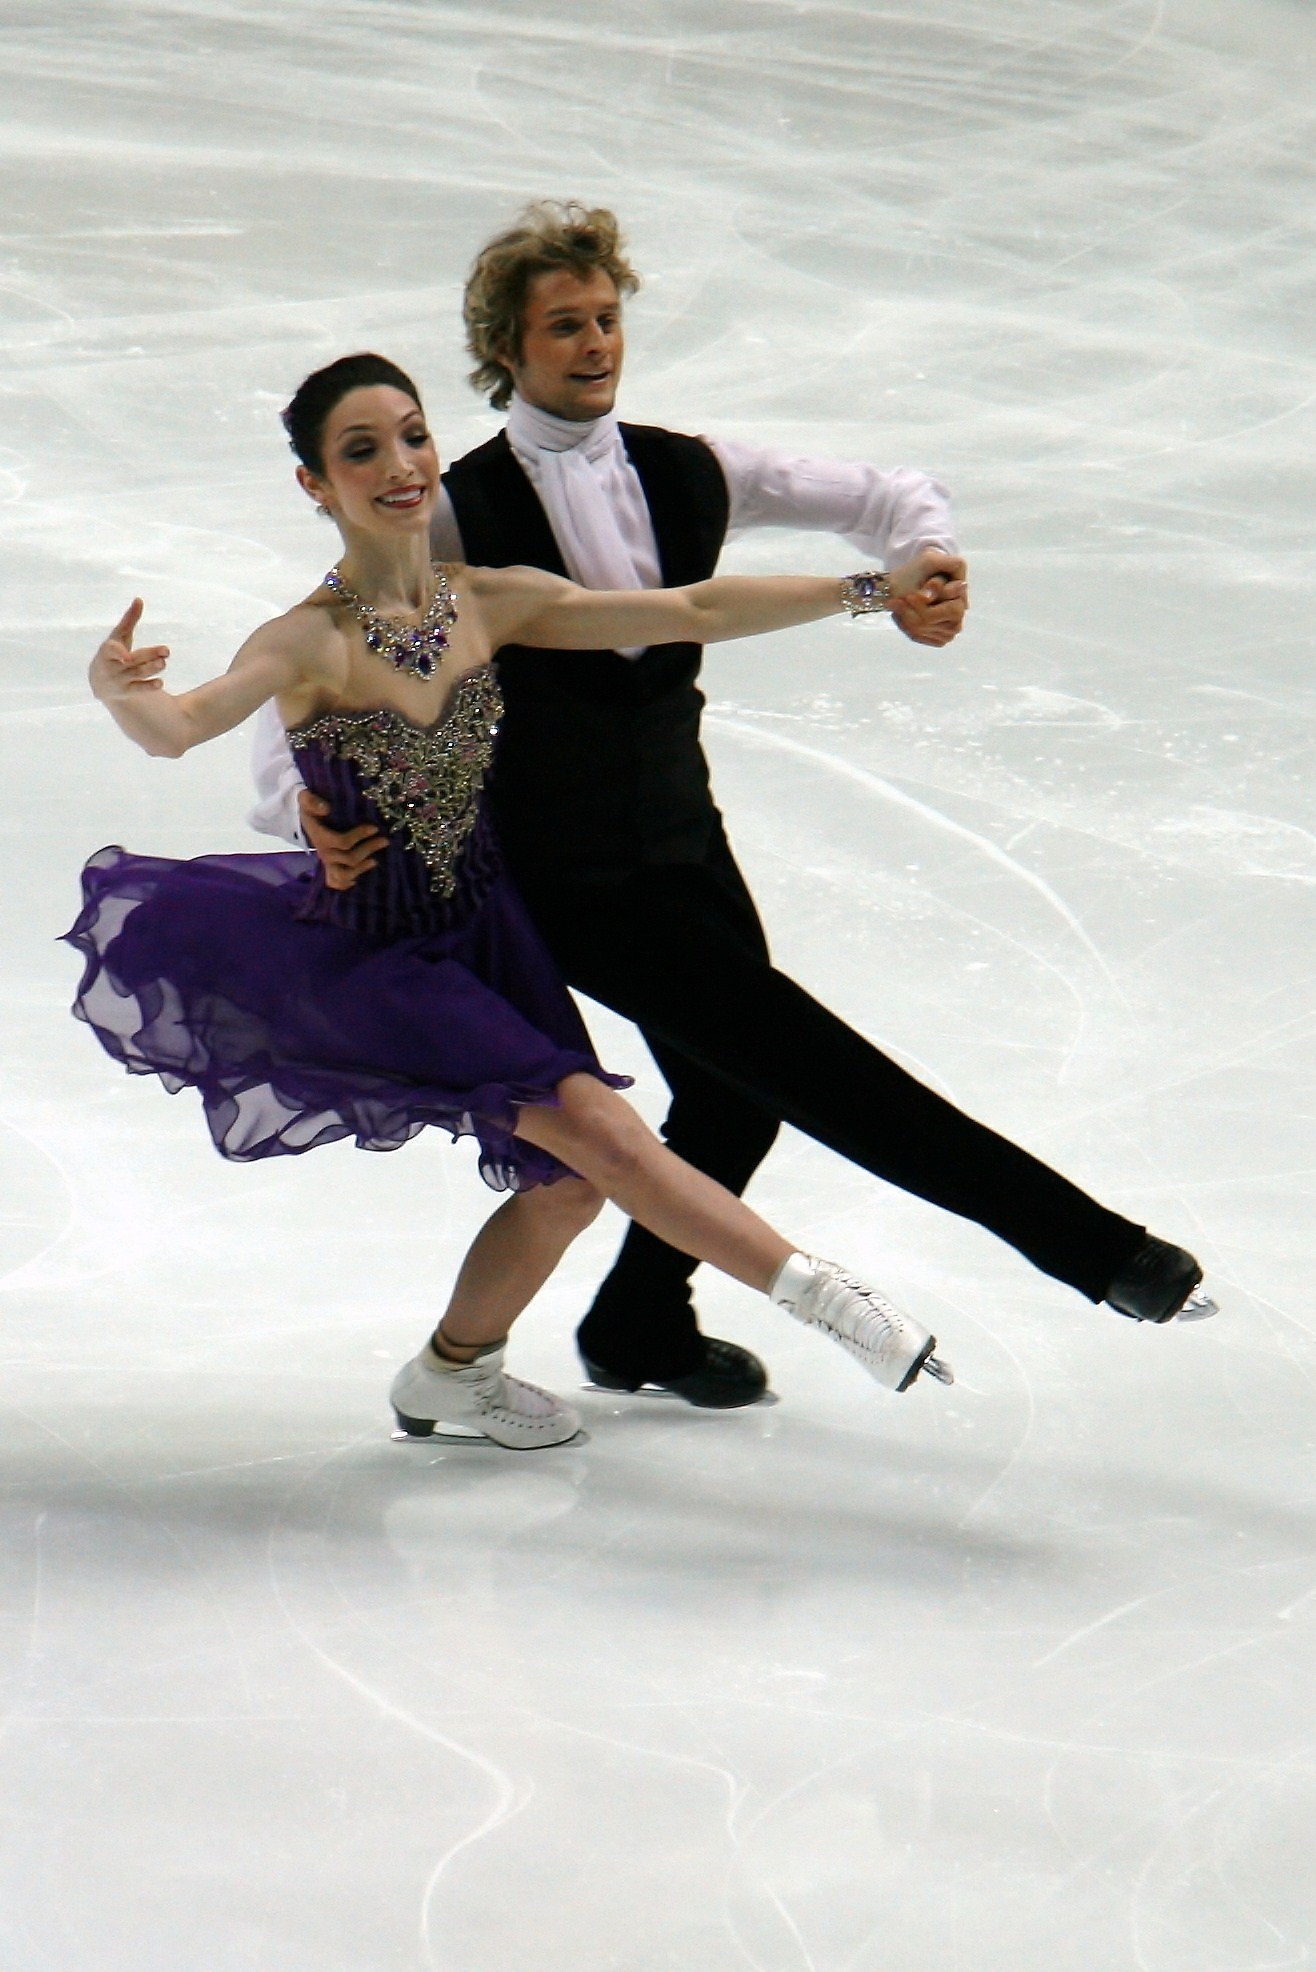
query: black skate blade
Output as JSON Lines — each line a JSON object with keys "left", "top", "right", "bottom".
{"left": 580, "top": 1379, "right": 684, "bottom": 1399}
{"left": 580, "top": 1378, "right": 779, "bottom": 1408}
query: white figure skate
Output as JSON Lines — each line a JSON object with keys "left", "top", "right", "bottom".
{"left": 390, "top": 1342, "right": 582, "bottom": 1449}
{"left": 770, "top": 1254, "right": 954, "bottom": 1392}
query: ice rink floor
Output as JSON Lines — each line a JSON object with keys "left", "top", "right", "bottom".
{"left": 3, "top": 2, "right": 1315, "bottom": 1966}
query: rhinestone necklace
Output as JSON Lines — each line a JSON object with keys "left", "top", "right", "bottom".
{"left": 323, "top": 560, "right": 458, "bottom": 681}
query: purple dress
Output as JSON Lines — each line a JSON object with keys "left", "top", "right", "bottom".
{"left": 63, "top": 669, "right": 628, "bottom": 1189}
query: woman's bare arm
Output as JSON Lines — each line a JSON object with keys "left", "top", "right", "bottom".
{"left": 469, "top": 548, "right": 965, "bottom": 656}
{"left": 88, "top": 599, "right": 333, "bottom": 757}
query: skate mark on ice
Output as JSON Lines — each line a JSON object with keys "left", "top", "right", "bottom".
{"left": 706, "top": 715, "right": 1127, "bottom": 1003}
{"left": 1051, "top": 1001, "right": 1316, "bottom": 1150}
{"left": 1276, "top": 1581, "right": 1316, "bottom": 1623}
{"left": 264, "top": 1437, "right": 531, "bottom": 1972}
{"left": 0, "top": 1113, "right": 76, "bottom": 1296}
{"left": 23, "top": 1509, "right": 48, "bottom": 1669}
{"left": 1036, "top": 1623, "right": 1294, "bottom": 1878}
{"left": 1032, "top": 1583, "right": 1180, "bottom": 1668}
{"left": 526, "top": 1708, "right": 782, "bottom": 1972}
{"left": 951, "top": 1315, "right": 1037, "bottom": 1531}
{"left": 17, "top": 1409, "right": 264, "bottom": 1710}
{"left": 786, "top": 830, "right": 1097, "bottom": 1080}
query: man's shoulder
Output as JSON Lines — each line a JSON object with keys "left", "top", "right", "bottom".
{"left": 619, "top": 423, "right": 725, "bottom": 482}
{"left": 618, "top": 421, "right": 713, "bottom": 454}
{"left": 620, "top": 425, "right": 729, "bottom": 520}
{"left": 442, "top": 429, "right": 512, "bottom": 484}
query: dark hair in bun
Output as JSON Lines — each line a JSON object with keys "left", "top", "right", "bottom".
{"left": 281, "top": 353, "right": 424, "bottom": 476}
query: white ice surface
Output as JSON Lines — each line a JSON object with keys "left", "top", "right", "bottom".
{"left": 2, "top": 2, "right": 1315, "bottom": 1967}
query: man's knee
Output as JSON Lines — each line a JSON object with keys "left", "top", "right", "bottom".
{"left": 657, "top": 1074, "right": 781, "bottom": 1187}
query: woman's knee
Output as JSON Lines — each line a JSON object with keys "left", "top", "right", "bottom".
{"left": 522, "top": 1174, "right": 605, "bottom": 1232}
{"left": 554, "top": 1077, "right": 651, "bottom": 1192}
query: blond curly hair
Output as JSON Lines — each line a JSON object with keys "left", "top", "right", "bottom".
{"left": 463, "top": 201, "right": 641, "bottom": 410}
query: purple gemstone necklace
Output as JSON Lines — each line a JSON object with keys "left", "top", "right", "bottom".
{"left": 323, "top": 561, "right": 457, "bottom": 681}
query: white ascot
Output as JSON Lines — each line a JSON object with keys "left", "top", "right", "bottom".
{"left": 505, "top": 396, "right": 661, "bottom": 656}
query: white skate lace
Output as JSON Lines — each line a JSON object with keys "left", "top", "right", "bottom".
{"left": 805, "top": 1263, "right": 905, "bottom": 1367}
{"left": 467, "top": 1360, "right": 563, "bottom": 1424}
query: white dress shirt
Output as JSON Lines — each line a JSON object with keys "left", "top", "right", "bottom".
{"left": 247, "top": 399, "right": 957, "bottom": 843}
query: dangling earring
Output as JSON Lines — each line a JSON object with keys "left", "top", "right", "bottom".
{"left": 316, "top": 502, "right": 331, "bottom": 519}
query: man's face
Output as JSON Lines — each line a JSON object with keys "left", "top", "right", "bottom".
{"left": 506, "top": 268, "right": 624, "bottom": 421}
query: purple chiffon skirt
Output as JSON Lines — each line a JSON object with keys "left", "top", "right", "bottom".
{"left": 63, "top": 845, "right": 628, "bottom": 1190}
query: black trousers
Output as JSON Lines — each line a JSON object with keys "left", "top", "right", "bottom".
{"left": 515, "top": 836, "right": 1145, "bottom": 1384}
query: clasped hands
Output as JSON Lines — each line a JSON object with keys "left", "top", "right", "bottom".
{"left": 890, "top": 551, "right": 968, "bottom": 648}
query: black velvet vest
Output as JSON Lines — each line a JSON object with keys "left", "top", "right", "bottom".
{"left": 442, "top": 424, "right": 730, "bottom": 881}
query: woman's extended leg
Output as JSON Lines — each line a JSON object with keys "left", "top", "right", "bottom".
{"left": 392, "top": 1074, "right": 950, "bottom": 1453}
{"left": 515, "top": 1073, "right": 791, "bottom": 1292}
{"left": 515, "top": 1075, "right": 951, "bottom": 1393}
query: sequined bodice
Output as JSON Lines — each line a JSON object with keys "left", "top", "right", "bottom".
{"left": 288, "top": 668, "right": 504, "bottom": 937}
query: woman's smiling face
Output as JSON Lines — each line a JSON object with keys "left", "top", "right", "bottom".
{"left": 301, "top": 385, "right": 439, "bottom": 533}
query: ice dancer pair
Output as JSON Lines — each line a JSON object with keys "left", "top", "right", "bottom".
{"left": 269, "top": 205, "right": 1219, "bottom": 1437}
{"left": 70, "top": 352, "right": 1004, "bottom": 1452}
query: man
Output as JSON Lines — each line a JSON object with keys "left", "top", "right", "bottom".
{"left": 251, "top": 202, "right": 1212, "bottom": 1407}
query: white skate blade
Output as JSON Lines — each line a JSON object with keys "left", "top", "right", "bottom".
{"left": 390, "top": 1427, "right": 493, "bottom": 1443}
{"left": 391, "top": 1422, "right": 585, "bottom": 1448}
{"left": 391, "top": 1421, "right": 495, "bottom": 1444}
{"left": 923, "top": 1354, "right": 955, "bottom": 1385}
{"left": 1175, "top": 1286, "right": 1218, "bottom": 1322}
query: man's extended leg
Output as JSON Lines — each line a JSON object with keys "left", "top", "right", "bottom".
{"left": 525, "top": 855, "right": 1147, "bottom": 1303}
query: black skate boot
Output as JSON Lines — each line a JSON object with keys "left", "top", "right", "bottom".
{"left": 1105, "top": 1237, "right": 1217, "bottom": 1324}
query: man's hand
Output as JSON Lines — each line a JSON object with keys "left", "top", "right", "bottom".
{"left": 891, "top": 555, "right": 968, "bottom": 648}
{"left": 298, "top": 789, "right": 388, "bottom": 892}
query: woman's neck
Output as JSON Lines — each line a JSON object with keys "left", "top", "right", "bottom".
{"left": 332, "top": 528, "right": 434, "bottom": 615}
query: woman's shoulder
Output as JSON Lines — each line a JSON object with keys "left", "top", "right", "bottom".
{"left": 455, "top": 562, "right": 564, "bottom": 599}
{"left": 249, "top": 589, "right": 350, "bottom": 655}
{"left": 232, "top": 594, "right": 350, "bottom": 711}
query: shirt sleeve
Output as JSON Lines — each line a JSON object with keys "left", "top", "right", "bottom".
{"left": 247, "top": 697, "right": 306, "bottom": 844}
{"left": 705, "top": 433, "right": 958, "bottom": 567}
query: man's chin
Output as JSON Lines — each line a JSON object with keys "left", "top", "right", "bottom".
{"left": 549, "top": 385, "right": 619, "bottom": 421}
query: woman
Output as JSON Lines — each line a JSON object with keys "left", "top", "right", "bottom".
{"left": 67, "top": 352, "right": 961, "bottom": 1450}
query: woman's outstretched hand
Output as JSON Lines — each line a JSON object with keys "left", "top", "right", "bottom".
{"left": 887, "top": 549, "right": 969, "bottom": 649}
{"left": 89, "top": 599, "right": 172, "bottom": 705}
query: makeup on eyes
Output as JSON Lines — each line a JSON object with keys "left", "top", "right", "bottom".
{"left": 339, "top": 425, "right": 429, "bottom": 462}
